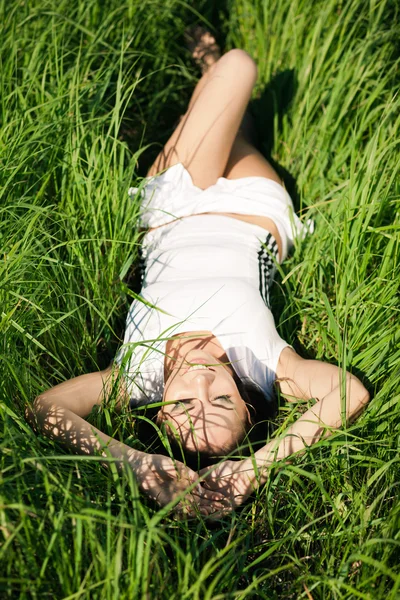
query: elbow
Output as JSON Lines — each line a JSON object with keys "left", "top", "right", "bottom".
{"left": 32, "top": 394, "right": 50, "bottom": 414}
{"left": 359, "top": 386, "right": 370, "bottom": 407}
{"left": 25, "top": 395, "right": 53, "bottom": 432}
{"left": 349, "top": 378, "right": 370, "bottom": 422}
{"left": 353, "top": 376, "right": 370, "bottom": 407}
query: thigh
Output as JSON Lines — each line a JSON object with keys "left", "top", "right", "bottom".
{"left": 148, "top": 50, "right": 258, "bottom": 189}
{"left": 223, "top": 133, "right": 282, "bottom": 184}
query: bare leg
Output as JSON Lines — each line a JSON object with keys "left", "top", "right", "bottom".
{"left": 148, "top": 27, "right": 282, "bottom": 189}
{"left": 223, "top": 130, "right": 282, "bottom": 185}
{"left": 147, "top": 48, "right": 258, "bottom": 189}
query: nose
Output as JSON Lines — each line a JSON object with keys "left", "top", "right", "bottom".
{"left": 191, "top": 371, "right": 213, "bottom": 404}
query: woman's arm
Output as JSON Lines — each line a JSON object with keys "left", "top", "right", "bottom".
{"left": 253, "top": 347, "right": 370, "bottom": 472}
{"left": 27, "top": 367, "right": 227, "bottom": 515}
{"left": 26, "top": 367, "right": 141, "bottom": 463}
{"left": 201, "top": 348, "right": 370, "bottom": 507}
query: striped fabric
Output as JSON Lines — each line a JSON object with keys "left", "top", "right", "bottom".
{"left": 257, "top": 233, "right": 279, "bottom": 307}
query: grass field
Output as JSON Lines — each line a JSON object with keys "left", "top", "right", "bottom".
{"left": 1, "top": 0, "right": 399, "bottom": 598}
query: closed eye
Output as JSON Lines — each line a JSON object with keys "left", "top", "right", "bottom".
{"left": 170, "top": 399, "right": 196, "bottom": 413}
{"left": 212, "top": 395, "right": 234, "bottom": 408}
{"left": 169, "top": 395, "right": 233, "bottom": 412}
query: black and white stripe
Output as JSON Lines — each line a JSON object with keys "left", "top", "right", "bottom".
{"left": 137, "top": 245, "right": 146, "bottom": 288}
{"left": 257, "top": 233, "right": 278, "bottom": 307}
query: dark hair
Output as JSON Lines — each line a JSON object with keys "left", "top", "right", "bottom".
{"left": 133, "top": 376, "right": 277, "bottom": 471}
{"left": 233, "top": 375, "right": 277, "bottom": 449}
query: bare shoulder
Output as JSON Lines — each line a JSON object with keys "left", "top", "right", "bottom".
{"left": 275, "top": 347, "right": 369, "bottom": 404}
{"left": 276, "top": 346, "right": 303, "bottom": 379}
{"left": 276, "top": 347, "right": 342, "bottom": 401}
{"left": 275, "top": 347, "right": 308, "bottom": 400}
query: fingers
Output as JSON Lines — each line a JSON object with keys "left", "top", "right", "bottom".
{"left": 200, "top": 479, "right": 217, "bottom": 491}
{"left": 172, "top": 485, "right": 232, "bottom": 520}
{"left": 192, "top": 491, "right": 231, "bottom": 513}
{"left": 199, "top": 464, "right": 217, "bottom": 478}
{"left": 192, "top": 485, "right": 226, "bottom": 503}
{"left": 173, "top": 498, "right": 232, "bottom": 520}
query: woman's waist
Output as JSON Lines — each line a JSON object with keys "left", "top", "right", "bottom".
{"left": 143, "top": 213, "right": 280, "bottom": 254}
{"left": 145, "top": 212, "right": 282, "bottom": 260}
{"left": 142, "top": 241, "right": 278, "bottom": 287}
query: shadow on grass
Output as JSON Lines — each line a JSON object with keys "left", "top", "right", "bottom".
{"left": 249, "top": 68, "right": 299, "bottom": 209}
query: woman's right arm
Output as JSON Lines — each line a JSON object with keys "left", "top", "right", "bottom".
{"left": 26, "top": 367, "right": 136, "bottom": 462}
{"left": 26, "top": 367, "right": 227, "bottom": 516}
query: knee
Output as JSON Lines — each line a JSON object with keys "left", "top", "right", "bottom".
{"left": 223, "top": 49, "right": 258, "bottom": 82}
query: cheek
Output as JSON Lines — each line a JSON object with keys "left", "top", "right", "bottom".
{"left": 163, "top": 377, "right": 185, "bottom": 402}
{"left": 161, "top": 414, "right": 196, "bottom": 447}
{"left": 159, "top": 409, "right": 189, "bottom": 432}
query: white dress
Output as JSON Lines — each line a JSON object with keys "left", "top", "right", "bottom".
{"left": 116, "top": 163, "right": 306, "bottom": 406}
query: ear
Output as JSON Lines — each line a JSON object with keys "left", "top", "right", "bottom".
{"left": 243, "top": 403, "right": 253, "bottom": 426}
{"left": 155, "top": 408, "right": 165, "bottom": 425}
{"left": 239, "top": 394, "right": 255, "bottom": 426}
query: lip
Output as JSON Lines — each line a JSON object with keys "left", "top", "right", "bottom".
{"left": 185, "top": 358, "right": 210, "bottom": 365}
{"left": 182, "top": 359, "right": 216, "bottom": 375}
{"left": 185, "top": 365, "right": 213, "bottom": 374}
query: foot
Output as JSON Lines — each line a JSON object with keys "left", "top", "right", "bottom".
{"left": 184, "top": 26, "right": 221, "bottom": 74}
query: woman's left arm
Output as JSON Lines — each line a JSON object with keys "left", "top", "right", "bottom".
{"left": 201, "top": 347, "right": 370, "bottom": 508}
{"left": 252, "top": 347, "right": 370, "bottom": 471}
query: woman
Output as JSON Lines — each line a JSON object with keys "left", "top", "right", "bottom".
{"left": 28, "top": 32, "right": 370, "bottom": 517}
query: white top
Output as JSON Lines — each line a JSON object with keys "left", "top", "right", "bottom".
{"left": 116, "top": 214, "right": 290, "bottom": 405}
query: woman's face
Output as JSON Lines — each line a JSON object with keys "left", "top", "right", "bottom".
{"left": 158, "top": 349, "right": 250, "bottom": 455}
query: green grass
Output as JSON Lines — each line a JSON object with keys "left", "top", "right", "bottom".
{"left": 1, "top": 0, "right": 399, "bottom": 597}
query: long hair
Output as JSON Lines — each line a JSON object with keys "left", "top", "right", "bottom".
{"left": 234, "top": 375, "right": 277, "bottom": 452}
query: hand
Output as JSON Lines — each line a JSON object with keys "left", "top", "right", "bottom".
{"left": 200, "top": 459, "right": 261, "bottom": 510}
{"left": 130, "top": 452, "right": 228, "bottom": 518}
